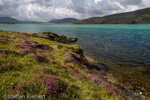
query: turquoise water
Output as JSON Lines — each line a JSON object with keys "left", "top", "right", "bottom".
{"left": 0, "top": 24, "right": 150, "bottom": 67}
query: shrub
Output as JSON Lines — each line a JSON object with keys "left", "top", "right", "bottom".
{"left": 74, "top": 73, "right": 85, "bottom": 79}
{"left": 0, "top": 49, "right": 20, "bottom": 55}
{"left": 30, "top": 53, "right": 48, "bottom": 62}
{"left": 0, "top": 35, "right": 5, "bottom": 37}
{"left": 1, "top": 54, "right": 7, "bottom": 58}
{"left": 36, "top": 44, "right": 52, "bottom": 50}
{"left": 16, "top": 82, "right": 42, "bottom": 94}
{"left": 21, "top": 43, "right": 33, "bottom": 48}
{"left": 0, "top": 60, "right": 22, "bottom": 73}
{"left": 18, "top": 49, "right": 34, "bottom": 55}
{"left": 90, "top": 74, "right": 100, "bottom": 83}
{"left": 42, "top": 75, "right": 68, "bottom": 96}
{"left": 14, "top": 39, "right": 22, "bottom": 43}
{"left": 65, "top": 64, "right": 74, "bottom": 69}
{"left": 62, "top": 52, "right": 87, "bottom": 65}
{"left": 50, "top": 61, "right": 57, "bottom": 64}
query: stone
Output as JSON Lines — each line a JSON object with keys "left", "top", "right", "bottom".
{"left": 68, "top": 37, "right": 78, "bottom": 42}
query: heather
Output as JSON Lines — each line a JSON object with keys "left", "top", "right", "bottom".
{"left": 0, "top": 30, "right": 122, "bottom": 99}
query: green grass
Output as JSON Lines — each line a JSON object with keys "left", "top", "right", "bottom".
{"left": 0, "top": 30, "right": 122, "bottom": 100}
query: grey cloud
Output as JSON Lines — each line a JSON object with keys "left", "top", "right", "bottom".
{"left": 0, "top": 0, "right": 149, "bottom": 21}
{"left": 120, "top": 0, "right": 142, "bottom": 5}
{"left": 0, "top": 0, "right": 19, "bottom": 17}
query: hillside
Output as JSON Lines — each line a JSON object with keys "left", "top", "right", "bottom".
{"left": 0, "top": 17, "right": 20, "bottom": 23}
{"left": 73, "top": 7, "right": 150, "bottom": 24}
{"left": 49, "top": 18, "right": 79, "bottom": 24}
{"left": 0, "top": 30, "right": 123, "bottom": 99}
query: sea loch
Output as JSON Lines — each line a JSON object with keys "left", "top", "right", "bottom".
{"left": 0, "top": 24, "right": 150, "bottom": 68}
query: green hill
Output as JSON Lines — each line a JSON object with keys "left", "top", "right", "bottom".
{"left": 73, "top": 7, "right": 150, "bottom": 24}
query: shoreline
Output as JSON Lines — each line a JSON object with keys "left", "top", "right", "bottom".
{"left": 84, "top": 54, "right": 148, "bottom": 100}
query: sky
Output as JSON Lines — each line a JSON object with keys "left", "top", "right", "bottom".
{"left": 0, "top": 0, "right": 149, "bottom": 22}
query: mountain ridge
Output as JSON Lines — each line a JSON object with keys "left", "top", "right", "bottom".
{"left": 0, "top": 17, "right": 20, "bottom": 23}
{"left": 49, "top": 18, "right": 79, "bottom": 24}
{"left": 72, "top": 7, "right": 150, "bottom": 24}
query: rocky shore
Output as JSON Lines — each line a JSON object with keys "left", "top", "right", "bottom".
{"left": 85, "top": 54, "right": 150, "bottom": 100}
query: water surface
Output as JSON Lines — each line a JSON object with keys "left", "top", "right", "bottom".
{"left": 0, "top": 24, "right": 150, "bottom": 67}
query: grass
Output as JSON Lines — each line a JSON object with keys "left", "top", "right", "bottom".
{"left": 0, "top": 30, "right": 122, "bottom": 99}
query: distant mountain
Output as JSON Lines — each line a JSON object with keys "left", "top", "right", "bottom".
{"left": 20, "top": 20, "right": 33, "bottom": 23}
{"left": 0, "top": 17, "right": 20, "bottom": 23}
{"left": 49, "top": 18, "right": 79, "bottom": 24}
{"left": 21, "top": 20, "right": 51, "bottom": 23}
{"left": 73, "top": 7, "right": 150, "bottom": 24}
{"left": 49, "top": 19, "right": 59, "bottom": 23}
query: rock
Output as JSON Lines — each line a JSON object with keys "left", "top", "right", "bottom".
{"left": 44, "top": 32, "right": 60, "bottom": 41}
{"left": 68, "top": 37, "right": 78, "bottom": 42}
{"left": 54, "top": 44, "right": 63, "bottom": 49}
{"left": 39, "top": 32, "right": 78, "bottom": 43}
{"left": 59, "top": 35, "right": 68, "bottom": 43}
{"left": 141, "top": 66, "right": 150, "bottom": 74}
{"left": 74, "top": 48, "right": 83, "bottom": 55}
{"left": 139, "top": 92, "right": 142, "bottom": 95}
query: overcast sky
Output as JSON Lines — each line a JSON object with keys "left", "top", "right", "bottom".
{"left": 0, "top": 0, "right": 149, "bottom": 21}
